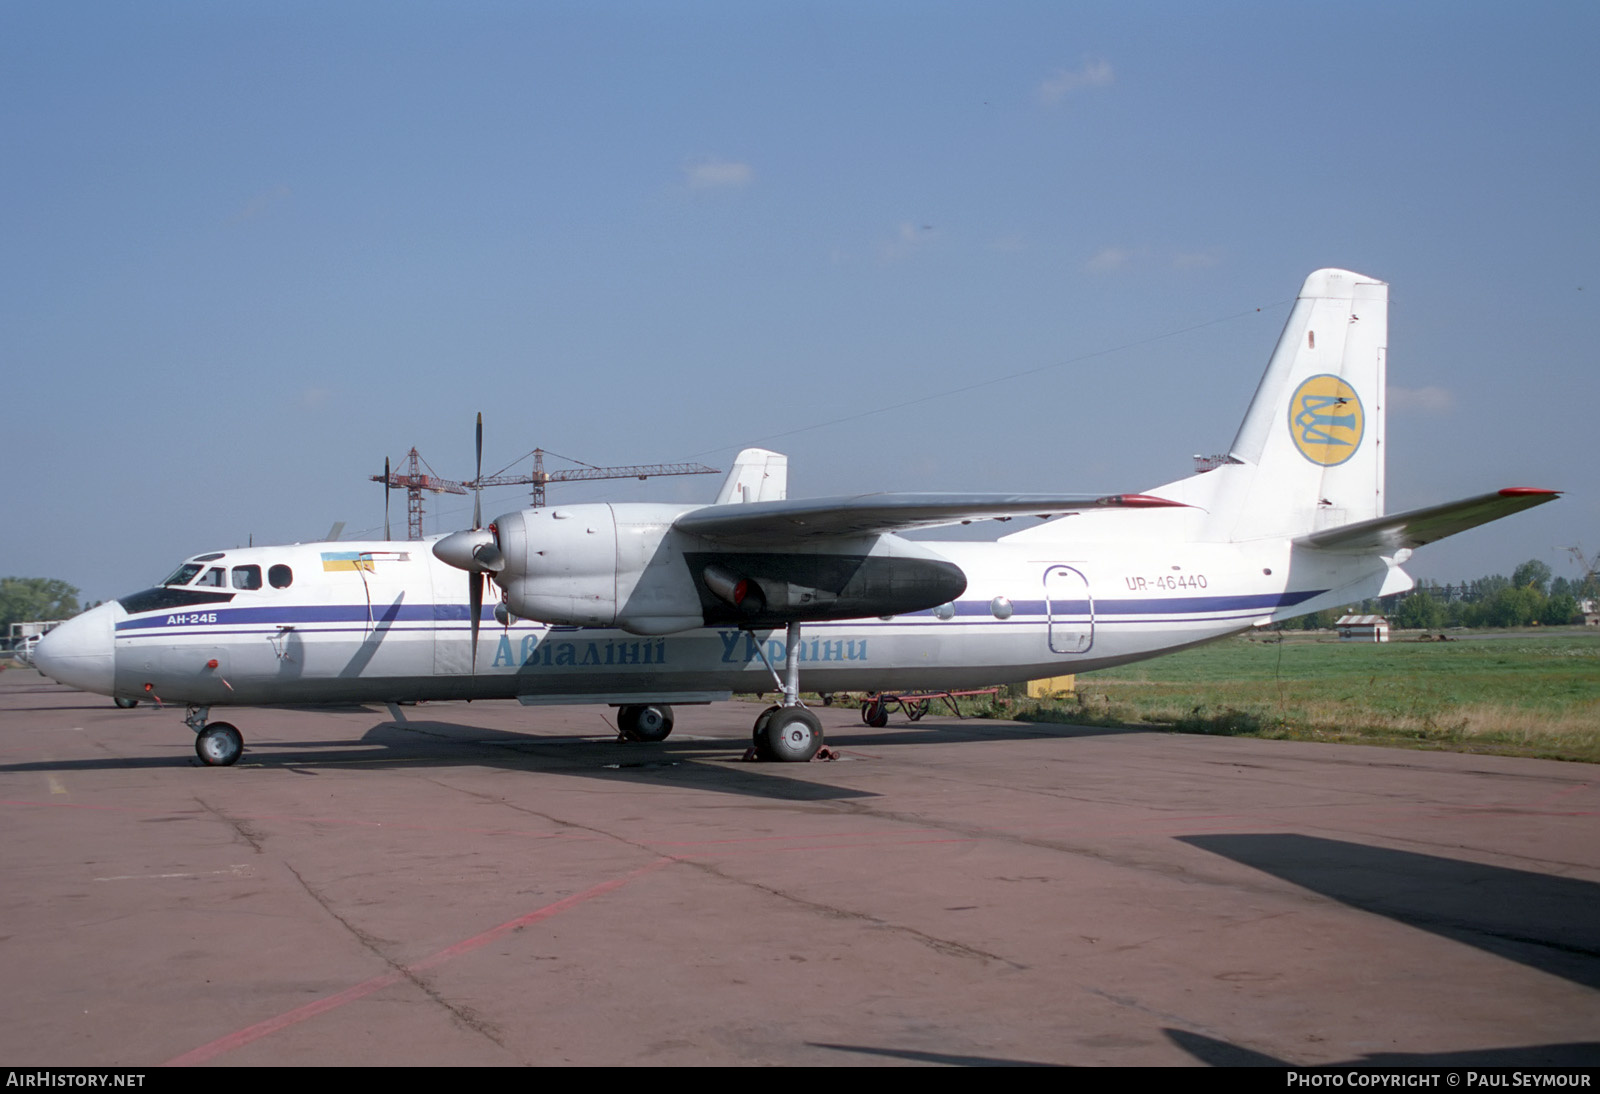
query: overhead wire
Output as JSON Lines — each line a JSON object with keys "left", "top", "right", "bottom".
{"left": 680, "top": 298, "right": 1294, "bottom": 460}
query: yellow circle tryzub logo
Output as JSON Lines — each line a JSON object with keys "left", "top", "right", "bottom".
{"left": 1288, "top": 374, "right": 1364, "bottom": 466}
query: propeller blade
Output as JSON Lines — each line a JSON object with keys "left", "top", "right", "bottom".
{"left": 383, "top": 456, "right": 391, "bottom": 540}
{"left": 469, "top": 572, "right": 483, "bottom": 673}
{"left": 473, "top": 412, "right": 483, "bottom": 530}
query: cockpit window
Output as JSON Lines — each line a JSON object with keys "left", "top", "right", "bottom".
{"left": 231, "top": 565, "right": 262, "bottom": 590}
{"left": 268, "top": 564, "right": 293, "bottom": 589}
{"left": 195, "top": 568, "right": 226, "bottom": 588}
{"left": 162, "top": 563, "right": 202, "bottom": 586}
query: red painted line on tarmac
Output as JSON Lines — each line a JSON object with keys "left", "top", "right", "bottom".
{"left": 162, "top": 857, "right": 676, "bottom": 1066}
{"left": 1532, "top": 781, "right": 1594, "bottom": 808}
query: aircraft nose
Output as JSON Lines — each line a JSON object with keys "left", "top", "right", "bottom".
{"left": 33, "top": 602, "right": 117, "bottom": 695}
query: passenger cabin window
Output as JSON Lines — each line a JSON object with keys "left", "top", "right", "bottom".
{"left": 268, "top": 564, "right": 293, "bottom": 589}
{"left": 231, "top": 565, "right": 262, "bottom": 590}
{"left": 195, "top": 568, "right": 226, "bottom": 588}
{"left": 162, "top": 563, "right": 203, "bottom": 586}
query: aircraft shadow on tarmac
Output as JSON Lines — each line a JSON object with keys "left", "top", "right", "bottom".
{"left": 1165, "top": 1028, "right": 1600, "bottom": 1068}
{"left": 0, "top": 704, "right": 1156, "bottom": 803}
{"left": 1181, "top": 833, "right": 1600, "bottom": 993}
{"left": 807, "top": 1042, "right": 1061, "bottom": 1066}
{"left": 0, "top": 715, "right": 879, "bottom": 803}
{"left": 801, "top": 1030, "right": 1600, "bottom": 1068}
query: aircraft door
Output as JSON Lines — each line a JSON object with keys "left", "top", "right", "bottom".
{"left": 1044, "top": 565, "right": 1094, "bottom": 654}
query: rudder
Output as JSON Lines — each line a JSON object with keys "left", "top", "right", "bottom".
{"left": 1197, "top": 268, "right": 1388, "bottom": 541}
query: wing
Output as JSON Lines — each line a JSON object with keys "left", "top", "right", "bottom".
{"left": 1294, "top": 488, "right": 1560, "bottom": 553}
{"left": 672, "top": 492, "right": 1185, "bottom": 545}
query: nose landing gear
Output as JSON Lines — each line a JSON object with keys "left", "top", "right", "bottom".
{"left": 186, "top": 706, "right": 244, "bottom": 767}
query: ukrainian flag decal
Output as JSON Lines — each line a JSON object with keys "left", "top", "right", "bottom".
{"left": 321, "top": 552, "right": 374, "bottom": 572}
{"left": 1288, "top": 374, "right": 1363, "bottom": 466}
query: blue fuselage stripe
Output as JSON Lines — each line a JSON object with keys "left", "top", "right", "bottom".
{"left": 112, "top": 589, "right": 1326, "bottom": 634}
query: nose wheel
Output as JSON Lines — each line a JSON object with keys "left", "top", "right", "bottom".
{"left": 184, "top": 706, "right": 244, "bottom": 767}
{"left": 195, "top": 722, "right": 244, "bottom": 766}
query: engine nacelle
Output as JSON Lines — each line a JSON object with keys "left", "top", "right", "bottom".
{"left": 493, "top": 502, "right": 706, "bottom": 633}
{"left": 494, "top": 503, "right": 621, "bottom": 628}
{"left": 490, "top": 501, "right": 968, "bottom": 634}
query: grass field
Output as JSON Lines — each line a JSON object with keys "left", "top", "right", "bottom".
{"left": 1014, "top": 628, "right": 1600, "bottom": 763}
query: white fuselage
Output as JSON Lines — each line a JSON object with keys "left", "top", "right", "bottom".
{"left": 50, "top": 523, "right": 1389, "bottom": 709}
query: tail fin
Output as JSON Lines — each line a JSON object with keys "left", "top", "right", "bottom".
{"left": 714, "top": 448, "right": 788, "bottom": 504}
{"left": 1152, "top": 268, "right": 1388, "bottom": 542}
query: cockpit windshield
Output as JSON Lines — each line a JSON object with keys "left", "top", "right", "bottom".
{"left": 161, "top": 563, "right": 203, "bottom": 586}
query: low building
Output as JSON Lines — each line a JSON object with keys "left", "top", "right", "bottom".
{"left": 1335, "top": 614, "right": 1390, "bottom": 642}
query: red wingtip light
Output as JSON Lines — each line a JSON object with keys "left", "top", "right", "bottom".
{"left": 1497, "top": 487, "right": 1560, "bottom": 497}
{"left": 1098, "top": 494, "right": 1188, "bottom": 508}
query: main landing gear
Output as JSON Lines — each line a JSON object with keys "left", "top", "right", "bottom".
{"left": 747, "top": 621, "right": 825, "bottom": 763}
{"left": 617, "top": 704, "right": 674, "bottom": 742}
{"left": 186, "top": 706, "right": 244, "bottom": 766}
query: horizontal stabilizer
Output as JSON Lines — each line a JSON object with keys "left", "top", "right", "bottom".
{"left": 1294, "top": 488, "right": 1559, "bottom": 553}
{"left": 675, "top": 492, "right": 1183, "bottom": 545}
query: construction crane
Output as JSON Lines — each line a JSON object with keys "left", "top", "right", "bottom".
{"left": 1558, "top": 544, "right": 1600, "bottom": 595}
{"left": 371, "top": 449, "right": 469, "bottom": 542}
{"left": 473, "top": 448, "right": 720, "bottom": 509}
{"left": 371, "top": 446, "right": 720, "bottom": 541}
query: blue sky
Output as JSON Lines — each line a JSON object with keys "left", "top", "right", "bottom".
{"left": 4, "top": 2, "right": 1596, "bottom": 602}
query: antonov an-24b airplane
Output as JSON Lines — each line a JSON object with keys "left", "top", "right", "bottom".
{"left": 36, "top": 270, "right": 1557, "bottom": 766}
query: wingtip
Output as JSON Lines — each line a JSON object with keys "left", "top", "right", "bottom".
{"left": 1497, "top": 487, "right": 1561, "bottom": 498}
{"left": 1097, "top": 494, "right": 1189, "bottom": 509}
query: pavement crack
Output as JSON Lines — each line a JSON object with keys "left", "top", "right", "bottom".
{"left": 417, "top": 773, "right": 1025, "bottom": 970}
{"left": 281, "top": 861, "right": 520, "bottom": 1061}
{"left": 683, "top": 854, "right": 1026, "bottom": 969}
{"left": 192, "top": 795, "right": 265, "bottom": 854}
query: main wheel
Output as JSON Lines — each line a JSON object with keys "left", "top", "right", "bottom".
{"left": 751, "top": 705, "right": 783, "bottom": 760}
{"left": 113, "top": 697, "right": 139, "bottom": 709}
{"left": 762, "top": 708, "right": 824, "bottom": 763}
{"left": 618, "top": 704, "right": 674, "bottom": 742}
{"left": 195, "top": 722, "right": 243, "bottom": 767}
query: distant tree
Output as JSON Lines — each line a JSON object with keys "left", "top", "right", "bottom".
{"left": 1512, "top": 559, "right": 1553, "bottom": 595}
{"left": 1396, "top": 590, "right": 1444, "bottom": 630}
{"left": 1542, "top": 593, "right": 1579, "bottom": 626}
{"left": 0, "top": 578, "right": 80, "bottom": 633}
{"left": 1482, "top": 585, "right": 1543, "bottom": 628}
{"left": 1298, "top": 608, "right": 1342, "bottom": 630}
{"left": 1470, "top": 574, "right": 1511, "bottom": 601}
